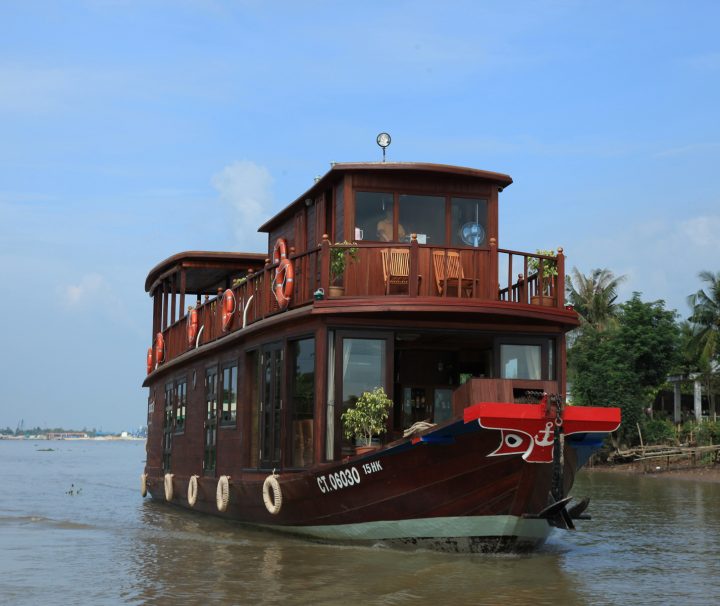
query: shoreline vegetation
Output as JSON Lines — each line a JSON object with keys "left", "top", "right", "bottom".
{"left": 0, "top": 434, "right": 145, "bottom": 441}
{"left": 1, "top": 426, "right": 147, "bottom": 440}
{"left": 587, "top": 461, "right": 720, "bottom": 484}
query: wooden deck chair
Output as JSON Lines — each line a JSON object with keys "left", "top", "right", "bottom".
{"left": 432, "top": 250, "right": 477, "bottom": 297}
{"left": 382, "top": 248, "right": 412, "bottom": 294}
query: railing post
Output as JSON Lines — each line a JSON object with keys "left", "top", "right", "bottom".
{"left": 556, "top": 247, "right": 565, "bottom": 309}
{"left": 320, "top": 234, "right": 330, "bottom": 296}
{"left": 216, "top": 287, "right": 223, "bottom": 335}
{"left": 490, "top": 237, "right": 498, "bottom": 301}
{"left": 247, "top": 268, "right": 255, "bottom": 324}
{"left": 409, "top": 234, "right": 419, "bottom": 297}
{"left": 264, "top": 258, "right": 271, "bottom": 317}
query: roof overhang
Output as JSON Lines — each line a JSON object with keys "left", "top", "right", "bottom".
{"left": 144, "top": 251, "right": 267, "bottom": 294}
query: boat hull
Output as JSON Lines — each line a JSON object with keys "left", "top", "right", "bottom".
{"left": 145, "top": 417, "right": 582, "bottom": 553}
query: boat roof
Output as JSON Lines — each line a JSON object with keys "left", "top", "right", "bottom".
{"left": 144, "top": 251, "right": 267, "bottom": 294}
{"left": 258, "top": 162, "right": 513, "bottom": 233}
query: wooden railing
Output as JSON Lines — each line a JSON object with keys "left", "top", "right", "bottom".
{"left": 154, "top": 238, "right": 568, "bottom": 367}
{"left": 159, "top": 246, "right": 322, "bottom": 363}
{"left": 497, "top": 247, "right": 565, "bottom": 309}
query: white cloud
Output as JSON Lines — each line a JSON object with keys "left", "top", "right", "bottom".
{"left": 679, "top": 216, "right": 720, "bottom": 248}
{"left": 60, "top": 273, "right": 110, "bottom": 307}
{"left": 211, "top": 160, "right": 273, "bottom": 252}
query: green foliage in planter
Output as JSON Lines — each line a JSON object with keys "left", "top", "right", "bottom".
{"left": 330, "top": 241, "right": 359, "bottom": 285}
{"left": 527, "top": 250, "right": 558, "bottom": 296}
{"left": 527, "top": 249, "right": 558, "bottom": 278}
{"left": 341, "top": 386, "right": 392, "bottom": 447}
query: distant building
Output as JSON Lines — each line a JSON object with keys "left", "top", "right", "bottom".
{"left": 47, "top": 432, "right": 89, "bottom": 440}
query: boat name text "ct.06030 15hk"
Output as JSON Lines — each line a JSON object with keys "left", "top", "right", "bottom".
{"left": 316, "top": 461, "right": 384, "bottom": 494}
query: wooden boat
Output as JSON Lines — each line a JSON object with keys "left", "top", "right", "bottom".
{"left": 141, "top": 161, "right": 620, "bottom": 552}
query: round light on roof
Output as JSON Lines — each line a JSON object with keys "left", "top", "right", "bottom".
{"left": 376, "top": 132, "right": 391, "bottom": 148}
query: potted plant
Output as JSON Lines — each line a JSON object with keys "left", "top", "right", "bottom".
{"left": 527, "top": 249, "right": 558, "bottom": 306}
{"left": 329, "top": 241, "right": 359, "bottom": 297}
{"left": 341, "top": 386, "right": 392, "bottom": 454}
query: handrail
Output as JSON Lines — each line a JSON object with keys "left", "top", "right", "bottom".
{"left": 155, "top": 242, "right": 567, "bottom": 366}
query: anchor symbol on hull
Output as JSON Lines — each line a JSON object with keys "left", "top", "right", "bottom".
{"left": 534, "top": 422, "right": 555, "bottom": 448}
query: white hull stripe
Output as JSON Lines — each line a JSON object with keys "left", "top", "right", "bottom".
{"left": 258, "top": 515, "right": 550, "bottom": 542}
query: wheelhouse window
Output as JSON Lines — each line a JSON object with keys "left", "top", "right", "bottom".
{"left": 354, "top": 191, "right": 394, "bottom": 241}
{"left": 290, "top": 338, "right": 315, "bottom": 467}
{"left": 451, "top": 198, "right": 487, "bottom": 247}
{"left": 398, "top": 194, "right": 444, "bottom": 245}
{"left": 220, "top": 364, "right": 238, "bottom": 427}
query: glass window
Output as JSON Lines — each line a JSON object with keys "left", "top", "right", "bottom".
{"left": 175, "top": 379, "right": 187, "bottom": 433}
{"left": 500, "top": 344, "right": 542, "bottom": 380}
{"left": 355, "top": 191, "right": 394, "bottom": 241}
{"left": 221, "top": 364, "right": 238, "bottom": 426}
{"left": 399, "top": 194, "right": 445, "bottom": 245}
{"left": 248, "top": 351, "right": 260, "bottom": 468}
{"left": 204, "top": 367, "right": 218, "bottom": 473}
{"left": 163, "top": 383, "right": 173, "bottom": 471}
{"left": 451, "top": 198, "right": 487, "bottom": 247}
{"left": 291, "top": 339, "right": 315, "bottom": 467}
{"left": 342, "top": 338, "right": 386, "bottom": 407}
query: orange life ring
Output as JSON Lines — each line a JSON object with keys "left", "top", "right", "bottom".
{"left": 146, "top": 347, "right": 153, "bottom": 375}
{"left": 272, "top": 238, "right": 288, "bottom": 265}
{"left": 154, "top": 332, "right": 165, "bottom": 367}
{"left": 221, "top": 289, "right": 235, "bottom": 331}
{"left": 273, "top": 258, "right": 294, "bottom": 310}
{"left": 187, "top": 307, "right": 199, "bottom": 347}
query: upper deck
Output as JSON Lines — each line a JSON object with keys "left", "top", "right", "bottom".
{"left": 145, "top": 162, "right": 577, "bottom": 369}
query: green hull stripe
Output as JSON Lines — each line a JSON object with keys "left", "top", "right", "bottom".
{"left": 260, "top": 515, "right": 551, "bottom": 542}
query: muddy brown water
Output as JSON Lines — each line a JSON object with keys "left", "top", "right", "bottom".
{"left": 1, "top": 440, "right": 719, "bottom": 605}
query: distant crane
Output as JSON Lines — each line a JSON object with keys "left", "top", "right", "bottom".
{"left": 16, "top": 419, "right": 24, "bottom": 435}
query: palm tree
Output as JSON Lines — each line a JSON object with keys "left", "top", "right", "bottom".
{"left": 687, "top": 271, "right": 720, "bottom": 418}
{"left": 687, "top": 270, "right": 720, "bottom": 366}
{"left": 566, "top": 267, "right": 626, "bottom": 331}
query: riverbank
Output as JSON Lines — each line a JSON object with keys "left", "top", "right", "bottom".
{"left": 586, "top": 462, "right": 720, "bottom": 483}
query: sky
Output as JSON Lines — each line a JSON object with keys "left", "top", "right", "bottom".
{"left": 1, "top": 0, "right": 719, "bottom": 431}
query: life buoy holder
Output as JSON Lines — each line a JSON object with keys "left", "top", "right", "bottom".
{"left": 154, "top": 333, "right": 165, "bottom": 368}
{"left": 146, "top": 348, "right": 153, "bottom": 375}
{"left": 272, "top": 258, "right": 294, "bottom": 311}
{"left": 216, "top": 475, "right": 231, "bottom": 512}
{"left": 164, "top": 473, "right": 174, "bottom": 501}
{"left": 221, "top": 289, "right": 236, "bottom": 332}
{"left": 262, "top": 473, "right": 282, "bottom": 515}
{"left": 140, "top": 473, "right": 148, "bottom": 497}
{"left": 188, "top": 475, "right": 199, "bottom": 507}
{"left": 187, "top": 307, "right": 199, "bottom": 347}
{"left": 272, "top": 237, "right": 288, "bottom": 265}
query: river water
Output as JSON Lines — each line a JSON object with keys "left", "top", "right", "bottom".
{"left": 1, "top": 440, "right": 719, "bottom": 605}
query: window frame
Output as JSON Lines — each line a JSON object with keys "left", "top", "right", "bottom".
{"left": 494, "top": 336, "right": 556, "bottom": 381}
{"left": 353, "top": 189, "right": 491, "bottom": 248}
{"left": 220, "top": 361, "right": 239, "bottom": 428}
